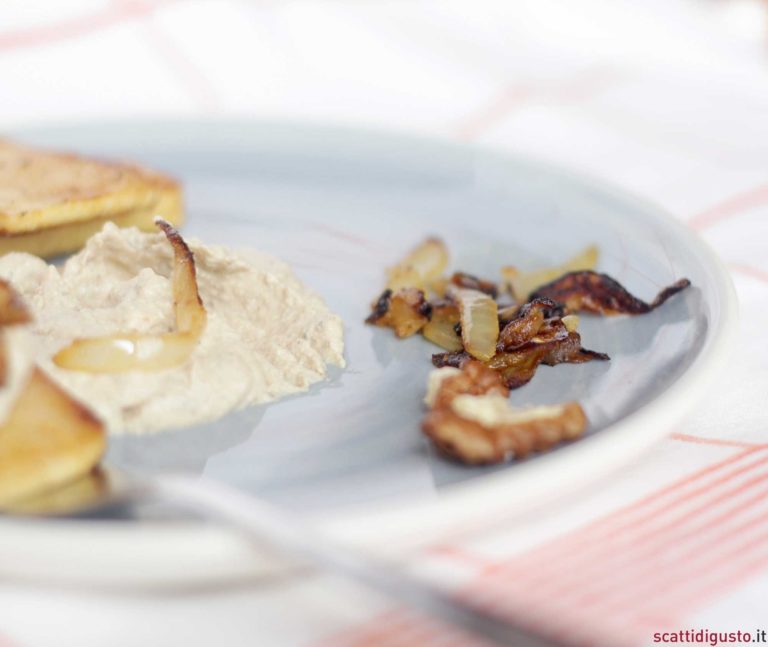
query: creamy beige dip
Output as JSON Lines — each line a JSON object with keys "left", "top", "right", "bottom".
{"left": 0, "top": 223, "right": 345, "bottom": 434}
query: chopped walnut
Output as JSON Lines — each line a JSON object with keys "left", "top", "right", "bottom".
{"left": 425, "top": 359, "right": 509, "bottom": 410}
{"left": 422, "top": 359, "right": 587, "bottom": 464}
{"left": 422, "top": 394, "right": 587, "bottom": 465}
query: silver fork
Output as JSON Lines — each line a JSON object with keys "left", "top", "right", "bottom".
{"left": 7, "top": 469, "right": 557, "bottom": 647}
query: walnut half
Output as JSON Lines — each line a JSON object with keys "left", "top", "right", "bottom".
{"left": 421, "top": 360, "right": 587, "bottom": 465}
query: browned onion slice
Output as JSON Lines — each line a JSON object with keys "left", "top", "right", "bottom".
{"left": 387, "top": 237, "right": 449, "bottom": 286}
{"left": 501, "top": 245, "right": 599, "bottom": 301}
{"left": 422, "top": 301, "right": 462, "bottom": 351}
{"left": 530, "top": 271, "right": 691, "bottom": 315}
{"left": 53, "top": 218, "right": 207, "bottom": 373}
{"left": 449, "top": 287, "right": 499, "bottom": 362}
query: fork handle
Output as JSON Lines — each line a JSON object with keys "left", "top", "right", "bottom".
{"left": 147, "top": 474, "right": 556, "bottom": 647}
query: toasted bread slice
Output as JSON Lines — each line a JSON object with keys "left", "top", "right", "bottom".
{"left": 0, "top": 368, "right": 106, "bottom": 507}
{"left": 0, "top": 139, "right": 183, "bottom": 257}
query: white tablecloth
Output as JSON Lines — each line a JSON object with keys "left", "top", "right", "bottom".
{"left": 1, "top": 1, "right": 767, "bottom": 645}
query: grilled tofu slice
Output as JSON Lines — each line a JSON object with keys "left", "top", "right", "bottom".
{"left": 0, "top": 139, "right": 183, "bottom": 257}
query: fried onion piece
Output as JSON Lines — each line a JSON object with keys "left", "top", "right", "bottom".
{"left": 501, "top": 245, "right": 599, "bottom": 301}
{"left": 434, "top": 323, "right": 608, "bottom": 390}
{"left": 427, "top": 276, "right": 450, "bottom": 299}
{"left": 422, "top": 394, "right": 587, "bottom": 465}
{"left": 53, "top": 218, "right": 207, "bottom": 372}
{"left": 497, "top": 298, "right": 561, "bottom": 350}
{"left": 530, "top": 271, "right": 691, "bottom": 315}
{"left": 541, "top": 331, "right": 610, "bottom": 365}
{"left": 497, "top": 304, "right": 521, "bottom": 325}
{"left": 53, "top": 334, "right": 201, "bottom": 373}
{"left": 422, "top": 300, "right": 463, "bottom": 351}
{"left": 488, "top": 345, "right": 550, "bottom": 389}
{"left": 490, "top": 329, "right": 609, "bottom": 389}
{"left": 530, "top": 315, "right": 571, "bottom": 345}
{"left": 450, "top": 286, "right": 499, "bottom": 362}
{"left": 432, "top": 349, "right": 471, "bottom": 369}
{"left": 449, "top": 272, "right": 498, "bottom": 298}
{"left": 0, "top": 368, "right": 106, "bottom": 506}
{"left": 365, "top": 288, "right": 432, "bottom": 338}
{"left": 386, "top": 237, "right": 449, "bottom": 287}
{"left": 562, "top": 314, "right": 580, "bottom": 333}
{"left": 386, "top": 265, "right": 426, "bottom": 293}
{"left": 156, "top": 218, "right": 207, "bottom": 337}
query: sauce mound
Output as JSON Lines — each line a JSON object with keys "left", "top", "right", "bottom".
{"left": 0, "top": 223, "right": 345, "bottom": 434}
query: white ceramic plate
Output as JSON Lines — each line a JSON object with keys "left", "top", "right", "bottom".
{"left": 0, "top": 121, "right": 736, "bottom": 587}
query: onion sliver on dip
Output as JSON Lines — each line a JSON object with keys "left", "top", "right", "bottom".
{"left": 0, "top": 223, "right": 345, "bottom": 434}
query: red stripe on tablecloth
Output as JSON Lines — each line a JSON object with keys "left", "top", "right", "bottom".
{"left": 323, "top": 610, "right": 490, "bottom": 647}
{"left": 0, "top": 0, "right": 167, "bottom": 50}
{"left": 464, "top": 472, "right": 768, "bottom": 614}
{"left": 520, "top": 472, "right": 768, "bottom": 614}
{"left": 312, "top": 449, "right": 768, "bottom": 647}
{"left": 454, "top": 85, "right": 534, "bottom": 140}
{"left": 424, "top": 545, "right": 497, "bottom": 570}
{"left": 464, "top": 450, "right": 768, "bottom": 602}
{"left": 688, "top": 182, "right": 768, "bottom": 230}
{"left": 453, "top": 68, "right": 626, "bottom": 140}
{"left": 670, "top": 433, "right": 767, "bottom": 449}
{"left": 0, "top": 633, "right": 20, "bottom": 647}
{"left": 460, "top": 450, "right": 768, "bottom": 645}
{"left": 586, "top": 485, "right": 768, "bottom": 608}
{"left": 101, "top": 0, "right": 221, "bottom": 111}
{"left": 616, "top": 524, "right": 768, "bottom": 641}
{"left": 136, "top": 18, "right": 219, "bottom": 111}
{"left": 312, "top": 610, "right": 408, "bottom": 647}
{"left": 309, "top": 223, "right": 382, "bottom": 252}
{"left": 640, "top": 529, "right": 768, "bottom": 622}
{"left": 729, "top": 263, "right": 768, "bottom": 285}
{"left": 471, "top": 448, "right": 763, "bottom": 583}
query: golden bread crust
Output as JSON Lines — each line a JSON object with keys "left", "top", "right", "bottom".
{"left": 0, "top": 368, "right": 106, "bottom": 506}
{"left": 0, "top": 139, "right": 183, "bottom": 244}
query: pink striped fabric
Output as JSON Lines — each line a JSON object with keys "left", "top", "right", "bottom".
{"left": 320, "top": 443, "right": 768, "bottom": 646}
{"left": 0, "top": 2, "right": 766, "bottom": 646}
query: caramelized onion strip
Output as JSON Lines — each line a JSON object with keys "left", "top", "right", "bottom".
{"left": 53, "top": 218, "right": 207, "bottom": 373}
{"left": 387, "top": 237, "right": 449, "bottom": 286}
{"left": 501, "top": 245, "right": 598, "bottom": 301}
{"left": 449, "top": 287, "right": 499, "bottom": 362}
{"left": 530, "top": 271, "right": 691, "bottom": 315}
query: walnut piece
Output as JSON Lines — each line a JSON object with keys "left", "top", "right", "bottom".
{"left": 426, "top": 359, "right": 509, "bottom": 410}
{"left": 421, "top": 359, "right": 587, "bottom": 464}
{"left": 423, "top": 396, "right": 587, "bottom": 465}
